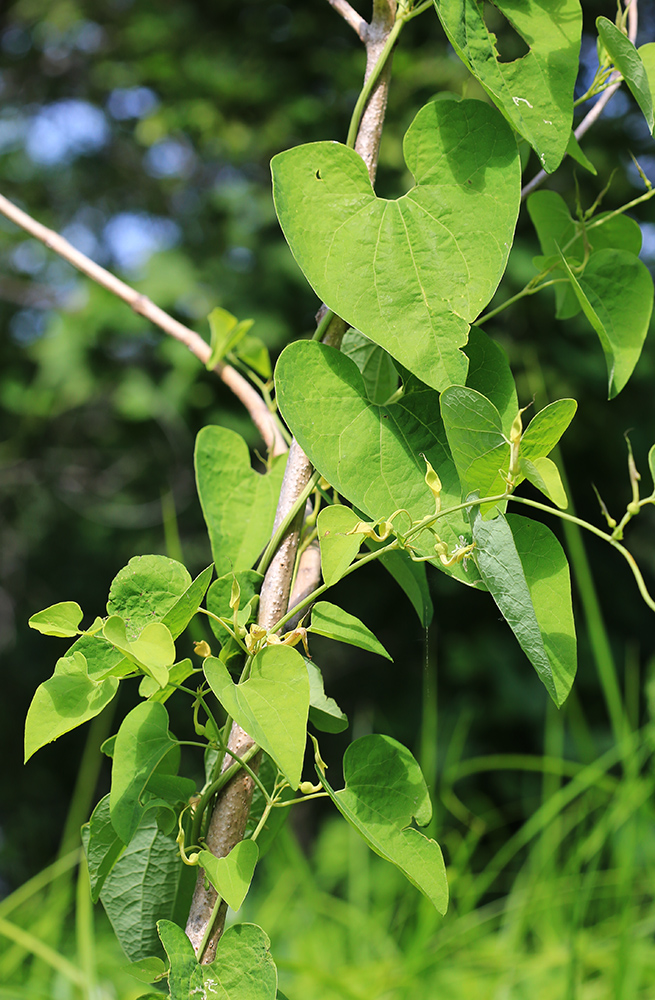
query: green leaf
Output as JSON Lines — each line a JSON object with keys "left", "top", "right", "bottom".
{"left": 236, "top": 334, "right": 272, "bottom": 379}
{"left": 566, "top": 131, "right": 597, "bottom": 175}
{"left": 204, "top": 645, "right": 309, "bottom": 789}
{"left": 521, "top": 399, "right": 577, "bottom": 463}
{"left": 597, "top": 17, "right": 654, "bottom": 133}
{"left": 557, "top": 248, "right": 653, "bottom": 398}
{"left": 341, "top": 329, "right": 399, "bottom": 404}
{"left": 195, "top": 425, "right": 286, "bottom": 576}
{"left": 275, "top": 341, "right": 483, "bottom": 587}
{"left": 440, "top": 386, "right": 509, "bottom": 503}
{"left": 206, "top": 570, "right": 262, "bottom": 643}
{"left": 520, "top": 456, "right": 568, "bottom": 509}
{"left": 206, "top": 306, "right": 254, "bottom": 370}
{"left": 245, "top": 753, "right": 294, "bottom": 857}
{"left": 528, "top": 191, "right": 643, "bottom": 320}
{"left": 272, "top": 99, "right": 520, "bottom": 390}
{"left": 638, "top": 43, "right": 655, "bottom": 105}
{"left": 197, "top": 840, "right": 259, "bottom": 911}
{"left": 464, "top": 326, "right": 518, "bottom": 437}
{"left": 107, "top": 555, "right": 192, "bottom": 641}
{"left": 158, "top": 920, "right": 277, "bottom": 1000}
{"left": 139, "top": 658, "right": 197, "bottom": 703}
{"left": 317, "top": 505, "right": 363, "bottom": 586}
{"left": 507, "top": 514, "right": 577, "bottom": 704}
{"left": 24, "top": 652, "right": 119, "bottom": 762}
{"left": 103, "top": 617, "right": 175, "bottom": 689}
{"left": 28, "top": 601, "right": 83, "bottom": 638}
{"left": 317, "top": 734, "right": 448, "bottom": 913}
{"left": 306, "top": 659, "right": 348, "bottom": 734}
{"left": 123, "top": 957, "right": 167, "bottom": 984}
{"left": 308, "top": 601, "right": 391, "bottom": 660}
{"left": 161, "top": 565, "right": 213, "bottom": 640}
{"left": 109, "top": 702, "right": 179, "bottom": 844}
{"left": 82, "top": 794, "right": 125, "bottom": 902}
{"left": 100, "top": 816, "right": 195, "bottom": 963}
{"left": 470, "top": 506, "right": 575, "bottom": 705}
{"left": 649, "top": 444, "right": 655, "bottom": 494}
{"left": 376, "top": 546, "right": 434, "bottom": 626}
{"left": 433, "top": 0, "right": 582, "bottom": 172}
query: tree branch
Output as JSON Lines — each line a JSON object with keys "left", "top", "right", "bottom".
{"left": 186, "top": 0, "right": 399, "bottom": 961}
{"left": 521, "top": 0, "right": 639, "bottom": 201}
{"left": 326, "top": 0, "right": 368, "bottom": 39}
{"left": 0, "top": 192, "right": 287, "bottom": 457}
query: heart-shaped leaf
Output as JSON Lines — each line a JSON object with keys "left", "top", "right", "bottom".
{"left": 557, "top": 248, "right": 653, "bottom": 398}
{"left": 29, "top": 601, "right": 83, "bottom": 638}
{"left": 197, "top": 840, "right": 259, "bottom": 912}
{"left": 316, "top": 734, "right": 448, "bottom": 913}
{"left": 597, "top": 17, "right": 654, "bottom": 133}
{"left": 103, "top": 617, "right": 175, "bottom": 689}
{"left": 159, "top": 920, "right": 277, "bottom": 1000}
{"left": 107, "top": 555, "right": 192, "bottom": 641}
{"left": 204, "top": 645, "right": 309, "bottom": 789}
{"left": 434, "top": 0, "right": 582, "bottom": 173}
{"left": 24, "top": 652, "right": 119, "bottom": 762}
{"left": 308, "top": 601, "right": 391, "bottom": 660}
{"left": 195, "top": 425, "right": 287, "bottom": 576}
{"left": 272, "top": 99, "right": 520, "bottom": 390}
{"left": 275, "top": 340, "right": 482, "bottom": 586}
{"left": 109, "top": 702, "right": 180, "bottom": 844}
{"left": 317, "top": 505, "right": 364, "bottom": 585}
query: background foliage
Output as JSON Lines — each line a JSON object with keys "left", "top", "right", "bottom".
{"left": 3, "top": 0, "right": 655, "bottom": 995}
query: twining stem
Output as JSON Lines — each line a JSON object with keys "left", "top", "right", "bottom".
{"left": 190, "top": 743, "right": 263, "bottom": 847}
{"left": 346, "top": 14, "right": 405, "bottom": 148}
{"left": 257, "top": 470, "right": 321, "bottom": 576}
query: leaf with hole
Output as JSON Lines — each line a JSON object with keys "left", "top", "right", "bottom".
{"left": 272, "top": 99, "right": 520, "bottom": 390}
{"left": 316, "top": 734, "right": 448, "bottom": 913}
{"left": 204, "top": 645, "right": 309, "bottom": 790}
{"left": 433, "top": 0, "right": 582, "bottom": 172}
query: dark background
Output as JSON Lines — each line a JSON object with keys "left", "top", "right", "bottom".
{"left": 2, "top": 0, "right": 655, "bottom": 895}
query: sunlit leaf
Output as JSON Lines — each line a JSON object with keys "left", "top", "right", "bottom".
{"left": 308, "top": 601, "right": 391, "bottom": 660}
{"left": 317, "top": 505, "right": 363, "bottom": 586}
{"left": 107, "top": 555, "right": 192, "bottom": 641}
{"left": 197, "top": 840, "right": 259, "bottom": 912}
{"left": 597, "top": 17, "right": 653, "bottom": 133}
{"left": 28, "top": 601, "right": 83, "bottom": 638}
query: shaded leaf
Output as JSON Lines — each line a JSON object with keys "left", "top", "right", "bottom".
{"left": 236, "top": 334, "right": 272, "bottom": 380}
{"left": 109, "top": 702, "right": 179, "bottom": 844}
{"left": 82, "top": 794, "right": 125, "bottom": 903}
{"left": 24, "top": 652, "right": 119, "bottom": 762}
{"left": 272, "top": 99, "right": 520, "bottom": 390}
{"left": 204, "top": 645, "right": 309, "bottom": 789}
{"left": 376, "top": 546, "right": 434, "bottom": 626}
{"left": 308, "top": 601, "right": 391, "bottom": 660}
{"left": 440, "top": 386, "right": 509, "bottom": 502}
{"left": 195, "top": 425, "right": 286, "bottom": 576}
{"left": 306, "top": 659, "right": 348, "bottom": 733}
{"left": 28, "top": 601, "right": 83, "bottom": 638}
{"left": 433, "top": 0, "right": 582, "bottom": 172}
{"left": 197, "top": 840, "right": 259, "bottom": 911}
{"left": 123, "top": 957, "right": 167, "bottom": 984}
{"left": 317, "top": 734, "right": 448, "bottom": 913}
{"left": 206, "top": 570, "right": 262, "bottom": 643}
{"left": 161, "top": 565, "right": 213, "bottom": 640}
{"left": 245, "top": 753, "right": 294, "bottom": 857}
{"left": 341, "top": 328, "right": 399, "bottom": 404}
{"left": 100, "top": 816, "right": 195, "bottom": 963}
{"left": 463, "top": 325, "right": 518, "bottom": 437}
{"left": 158, "top": 920, "right": 277, "bottom": 1000}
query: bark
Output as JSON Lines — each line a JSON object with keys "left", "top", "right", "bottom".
{"left": 186, "top": 0, "right": 398, "bottom": 961}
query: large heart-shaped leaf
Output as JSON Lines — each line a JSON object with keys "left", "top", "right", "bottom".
{"left": 204, "top": 645, "right": 309, "bottom": 789}
{"left": 316, "top": 734, "right": 448, "bottom": 913}
{"left": 159, "top": 920, "right": 277, "bottom": 1000}
{"left": 107, "top": 555, "right": 192, "bottom": 641}
{"left": 276, "top": 340, "right": 482, "bottom": 586}
{"left": 433, "top": 0, "right": 582, "bottom": 173}
{"left": 272, "top": 99, "right": 520, "bottom": 390}
{"left": 195, "top": 426, "right": 287, "bottom": 577}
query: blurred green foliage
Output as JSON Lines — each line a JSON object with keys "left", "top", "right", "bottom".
{"left": 2, "top": 0, "right": 655, "bottom": 992}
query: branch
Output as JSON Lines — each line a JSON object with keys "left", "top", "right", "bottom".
{"left": 326, "top": 0, "right": 368, "bottom": 39}
{"left": 0, "top": 192, "right": 287, "bottom": 457}
{"left": 521, "top": 0, "right": 639, "bottom": 201}
{"left": 186, "top": 0, "right": 400, "bottom": 961}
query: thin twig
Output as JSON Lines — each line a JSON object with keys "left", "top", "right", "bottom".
{"left": 326, "top": 0, "right": 368, "bottom": 39}
{"left": 521, "top": 0, "right": 639, "bottom": 200}
{"left": 0, "top": 192, "right": 287, "bottom": 456}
